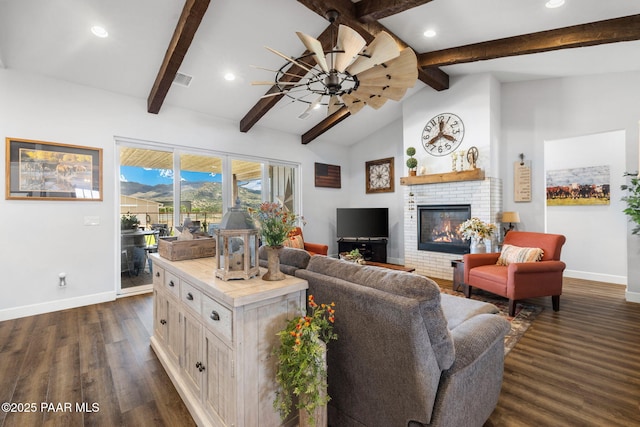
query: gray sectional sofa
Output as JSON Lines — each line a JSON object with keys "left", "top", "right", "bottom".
{"left": 294, "top": 256, "right": 510, "bottom": 427}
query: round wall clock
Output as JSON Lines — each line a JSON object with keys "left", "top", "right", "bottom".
{"left": 421, "top": 113, "right": 465, "bottom": 157}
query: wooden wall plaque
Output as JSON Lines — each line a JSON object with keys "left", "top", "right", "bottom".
{"left": 314, "top": 163, "right": 341, "bottom": 188}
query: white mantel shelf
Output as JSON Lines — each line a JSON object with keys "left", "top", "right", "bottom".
{"left": 400, "top": 168, "right": 485, "bottom": 185}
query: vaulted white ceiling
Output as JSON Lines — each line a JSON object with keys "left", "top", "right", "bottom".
{"left": 1, "top": 0, "right": 639, "bottom": 145}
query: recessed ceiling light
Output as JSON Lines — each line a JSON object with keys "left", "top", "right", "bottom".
{"left": 224, "top": 73, "right": 236, "bottom": 81}
{"left": 545, "top": 0, "right": 565, "bottom": 8}
{"left": 423, "top": 29, "right": 437, "bottom": 38}
{"left": 91, "top": 25, "right": 108, "bottom": 38}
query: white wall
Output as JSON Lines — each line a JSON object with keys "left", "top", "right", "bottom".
{"left": 501, "top": 71, "right": 640, "bottom": 300}
{"left": 544, "top": 131, "right": 626, "bottom": 284}
{"left": 0, "top": 69, "right": 348, "bottom": 319}
{"left": 403, "top": 74, "right": 498, "bottom": 177}
{"left": 346, "top": 119, "right": 405, "bottom": 264}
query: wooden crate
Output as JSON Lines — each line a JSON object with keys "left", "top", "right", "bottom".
{"left": 158, "top": 236, "right": 216, "bottom": 261}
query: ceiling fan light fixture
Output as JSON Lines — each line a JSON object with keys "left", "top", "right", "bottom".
{"left": 90, "top": 25, "right": 108, "bottom": 38}
{"left": 545, "top": 0, "right": 565, "bottom": 8}
{"left": 253, "top": 10, "right": 417, "bottom": 118}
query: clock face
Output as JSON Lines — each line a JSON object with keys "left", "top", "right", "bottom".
{"left": 421, "top": 113, "right": 465, "bottom": 157}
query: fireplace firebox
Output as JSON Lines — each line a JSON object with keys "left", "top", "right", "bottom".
{"left": 418, "top": 204, "right": 471, "bottom": 254}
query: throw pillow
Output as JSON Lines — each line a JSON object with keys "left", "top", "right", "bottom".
{"left": 283, "top": 234, "right": 304, "bottom": 250}
{"left": 496, "top": 244, "right": 544, "bottom": 266}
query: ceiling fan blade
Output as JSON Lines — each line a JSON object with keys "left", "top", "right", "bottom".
{"left": 333, "top": 25, "right": 366, "bottom": 73}
{"left": 352, "top": 85, "right": 407, "bottom": 101}
{"left": 264, "top": 46, "right": 313, "bottom": 72}
{"left": 296, "top": 32, "right": 329, "bottom": 72}
{"left": 251, "top": 81, "right": 302, "bottom": 86}
{"left": 260, "top": 91, "right": 288, "bottom": 99}
{"left": 355, "top": 47, "right": 418, "bottom": 88}
{"left": 328, "top": 95, "right": 342, "bottom": 115}
{"left": 340, "top": 93, "right": 366, "bottom": 115}
{"left": 365, "top": 95, "right": 387, "bottom": 110}
{"left": 346, "top": 31, "right": 400, "bottom": 76}
{"left": 250, "top": 65, "right": 309, "bottom": 79}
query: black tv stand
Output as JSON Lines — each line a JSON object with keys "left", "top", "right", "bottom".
{"left": 338, "top": 238, "right": 387, "bottom": 263}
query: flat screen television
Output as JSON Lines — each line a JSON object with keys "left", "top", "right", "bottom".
{"left": 337, "top": 208, "right": 389, "bottom": 239}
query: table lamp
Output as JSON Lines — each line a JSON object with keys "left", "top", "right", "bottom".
{"left": 502, "top": 211, "right": 520, "bottom": 236}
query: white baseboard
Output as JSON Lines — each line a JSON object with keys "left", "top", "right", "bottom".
{"left": 0, "top": 291, "right": 116, "bottom": 322}
{"left": 625, "top": 290, "right": 640, "bottom": 304}
{"left": 564, "top": 269, "right": 626, "bottom": 285}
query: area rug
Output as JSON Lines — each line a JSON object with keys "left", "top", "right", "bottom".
{"left": 439, "top": 286, "right": 543, "bottom": 355}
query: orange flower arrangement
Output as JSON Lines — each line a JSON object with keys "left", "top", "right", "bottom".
{"left": 273, "top": 295, "right": 337, "bottom": 425}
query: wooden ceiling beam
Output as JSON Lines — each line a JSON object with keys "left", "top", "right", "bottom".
{"left": 147, "top": 0, "right": 210, "bottom": 114}
{"left": 419, "top": 14, "right": 640, "bottom": 68}
{"left": 301, "top": 107, "right": 351, "bottom": 145}
{"left": 356, "top": 0, "right": 434, "bottom": 23}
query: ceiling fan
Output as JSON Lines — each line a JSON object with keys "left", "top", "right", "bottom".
{"left": 252, "top": 10, "right": 418, "bottom": 119}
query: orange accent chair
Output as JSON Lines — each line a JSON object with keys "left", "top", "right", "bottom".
{"left": 463, "top": 231, "right": 566, "bottom": 316}
{"left": 284, "top": 227, "right": 328, "bottom": 256}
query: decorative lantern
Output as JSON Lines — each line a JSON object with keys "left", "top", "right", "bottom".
{"left": 214, "top": 200, "right": 260, "bottom": 281}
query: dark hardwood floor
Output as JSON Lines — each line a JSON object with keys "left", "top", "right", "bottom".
{"left": 485, "top": 277, "right": 640, "bottom": 427}
{"left": 0, "top": 294, "right": 195, "bottom": 427}
{"left": 0, "top": 277, "right": 638, "bottom": 426}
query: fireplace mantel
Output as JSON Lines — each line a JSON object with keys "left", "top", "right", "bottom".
{"left": 400, "top": 168, "right": 485, "bottom": 186}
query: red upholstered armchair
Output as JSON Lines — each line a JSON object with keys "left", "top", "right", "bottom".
{"left": 284, "top": 227, "right": 328, "bottom": 256}
{"left": 463, "top": 231, "right": 566, "bottom": 316}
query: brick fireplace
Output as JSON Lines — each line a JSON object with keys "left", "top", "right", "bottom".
{"left": 404, "top": 176, "right": 502, "bottom": 280}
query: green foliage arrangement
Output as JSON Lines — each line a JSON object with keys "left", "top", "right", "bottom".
{"left": 621, "top": 172, "right": 640, "bottom": 235}
{"left": 248, "top": 202, "right": 301, "bottom": 246}
{"left": 457, "top": 217, "right": 497, "bottom": 242}
{"left": 273, "top": 295, "right": 337, "bottom": 426}
{"left": 406, "top": 146, "right": 418, "bottom": 171}
{"left": 121, "top": 212, "right": 140, "bottom": 229}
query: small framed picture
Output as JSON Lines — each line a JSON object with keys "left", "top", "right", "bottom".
{"left": 365, "top": 157, "right": 394, "bottom": 194}
{"left": 5, "top": 137, "right": 103, "bottom": 201}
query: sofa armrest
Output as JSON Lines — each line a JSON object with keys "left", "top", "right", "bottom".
{"left": 431, "top": 313, "right": 510, "bottom": 427}
{"left": 448, "top": 313, "right": 510, "bottom": 370}
{"left": 463, "top": 252, "right": 500, "bottom": 282}
{"left": 304, "top": 242, "right": 328, "bottom": 256}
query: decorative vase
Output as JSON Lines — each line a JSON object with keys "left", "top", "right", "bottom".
{"left": 298, "top": 339, "right": 328, "bottom": 427}
{"left": 470, "top": 237, "right": 486, "bottom": 254}
{"left": 262, "top": 245, "right": 285, "bottom": 281}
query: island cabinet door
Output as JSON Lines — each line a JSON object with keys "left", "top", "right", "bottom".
{"left": 203, "top": 329, "right": 236, "bottom": 425}
{"left": 153, "top": 289, "right": 168, "bottom": 343}
{"left": 166, "top": 297, "right": 181, "bottom": 366}
{"left": 181, "top": 310, "right": 203, "bottom": 397}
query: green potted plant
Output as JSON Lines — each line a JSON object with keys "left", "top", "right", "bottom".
{"left": 121, "top": 212, "right": 140, "bottom": 231}
{"left": 273, "top": 295, "right": 337, "bottom": 427}
{"left": 621, "top": 172, "right": 640, "bottom": 235}
{"left": 406, "top": 146, "right": 418, "bottom": 176}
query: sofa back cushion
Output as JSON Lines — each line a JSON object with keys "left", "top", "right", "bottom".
{"left": 304, "top": 256, "right": 454, "bottom": 370}
{"left": 295, "top": 266, "right": 443, "bottom": 426}
{"left": 258, "top": 246, "right": 310, "bottom": 270}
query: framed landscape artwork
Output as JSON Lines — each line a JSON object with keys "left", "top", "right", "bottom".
{"left": 545, "top": 165, "right": 610, "bottom": 206}
{"left": 5, "top": 137, "right": 103, "bottom": 200}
